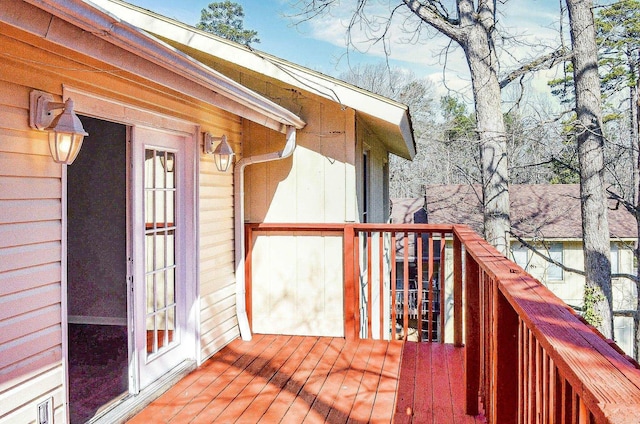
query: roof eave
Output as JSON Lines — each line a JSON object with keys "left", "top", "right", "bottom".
{"left": 17, "top": 0, "right": 305, "bottom": 132}
{"left": 90, "top": 0, "right": 414, "bottom": 157}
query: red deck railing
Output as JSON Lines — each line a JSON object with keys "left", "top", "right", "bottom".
{"left": 245, "top": 223, "right": 640, "bottom": 423}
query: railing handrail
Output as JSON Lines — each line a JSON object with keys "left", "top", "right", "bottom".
{"left": 245, "top": 222, "right": 640, "bottom": 422}
{"left": 454, "top": 225, "right": 640, "bottom": 422}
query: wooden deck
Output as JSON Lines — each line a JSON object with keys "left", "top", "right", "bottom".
{"left": 127, "top": 334, "right": 485, "bottom": 423}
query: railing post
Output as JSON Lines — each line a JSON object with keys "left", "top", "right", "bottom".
{"left": 491, "top": 288, "right": 519, "bottom": 422}
{"left": 453, "top": 235, "right": 463, "bottom": 347}
{"left": 465, "top": 248, "right": 480, "bottom": 416}
{"left": 344, "top": 224, "right": 357, "bottom": 341}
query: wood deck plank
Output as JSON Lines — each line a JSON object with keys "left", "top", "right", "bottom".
{"left": 347, "top": 340, "right": 392, "bottom": 424}
{"left": 277, "top": 337, "right": 333, "bottom": 422}
{"left": 412, "top": 341, "right": 434, "bottom": 423}
{"left": 167, "top": 334, "right": 276, "bottom": 423}
{"left": 128, "top": 335, "right": 267, "bottom": 424}
{"left": 301, "top": 338, "right": 356, "bottom": 424}
{"left": 206, "top": 335, "right": 293, "bottom": 422}
{"left": 127, "top": 336, "right": 482, "bottom": 424}
{"left": 394, "top": 341, "right": 417, "bottom": 424}
{"left": 369, "top": 341, "right": 403, "bottom": 424}
{"left": 325, "top": 338, "right": 376, "bottom": 423}
{"left": 234, "top": 336, "right": 307, "bottom": 422}
{"left": 255, "top": 337, "right": 321, "bottom": 423}
{"left": 432, "top": 341, "right": 456, "bottom": 423}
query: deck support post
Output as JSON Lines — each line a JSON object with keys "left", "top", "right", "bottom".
{"left": 465, "top": 250, "right": 480, "bottom": 416}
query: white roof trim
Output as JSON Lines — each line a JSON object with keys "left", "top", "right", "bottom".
{"left": 15, "top": 0, "right": 305, "bottom": 132}
{"left": 89, "top": 0, "right": 416, "bottom": 159}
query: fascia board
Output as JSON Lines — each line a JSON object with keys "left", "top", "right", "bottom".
{"left": 16, "top": 0, "right": 305, "bottom": 132}
{"left": 90, "top": 0, "right": 416, "bottom": 159}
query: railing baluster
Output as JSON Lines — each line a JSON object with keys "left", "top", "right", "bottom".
{"left": 453, "top": 234, "right": 463, "bottom": 347}
{"left": 417, "top": 231, "right": 423, "bottom": 342}
{"left": 403, "top": 232, "right": 409, "bottom": 341}
{"left": 367, "top": 230, "right": 373, "bottom": 339}
{"left": 439, "top": 232, "right": 446, "bottom": 343}
{"left": 427, "top": 233, "right": 434, "bottom": 342}
{"left": 379, "top": 231, "right": 384, "bottom": 340}
{"left": 464, "top": 245, "right": 480, "bottom": 416}
{"left": 391, "top": 231, "right": 397, "bottom": 340}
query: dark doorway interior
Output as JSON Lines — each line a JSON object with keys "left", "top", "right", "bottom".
{"left": 67, "top": 116, "right": 128, "bottom": 423}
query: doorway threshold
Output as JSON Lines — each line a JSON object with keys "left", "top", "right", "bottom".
{"left": 87, "top": 360, "right": 196, "bottom": 424}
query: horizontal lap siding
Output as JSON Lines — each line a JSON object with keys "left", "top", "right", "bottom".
{"left": 2, "top": 9, "right": 246, "bottom": 419}
{"left": 0, "top": 74, "right": 66, "bottom": 422}
{"left": 199, "top": 150, "right": 240, "bottom": 361}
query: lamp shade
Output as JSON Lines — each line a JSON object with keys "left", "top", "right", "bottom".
{"left": 45, "top": 99, "right": 88, "bottom": 165}
{"left": 212, "top": 135, "right": 234, "bottom": 172}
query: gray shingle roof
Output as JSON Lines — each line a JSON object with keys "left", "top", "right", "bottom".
{"left": 392, "top": 184, "right": 637, "bottom": 239}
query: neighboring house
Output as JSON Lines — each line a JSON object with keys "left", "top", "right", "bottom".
{"left": 92, "top": 0, "right": 415, "bottom": 338}
{"left": 392, "top": 184, "right": 638, "bottom": 355}
{"left": 0, "top": 1, "right": 414, "bottom": 423}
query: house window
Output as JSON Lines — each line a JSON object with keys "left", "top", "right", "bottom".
{"left": 362, "top": 150, "right": 370, "bottom": 223}
{"left": 611, "top": 243, "right": 619, "bottom": 274}
{"left": 547, "top": 242, "right": 563, "bottom": 281}
{"left": 511, "top": 244, "right": 529, "bottom": 271}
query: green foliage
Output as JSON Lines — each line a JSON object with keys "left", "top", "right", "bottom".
{"left": 595, "top": 0, "right": 640, "bottom": 98}
{"left": 196, "top": 1, "right": 260, "bottom": 46}
{"left": 583, "top": 286, "right": 605, "bottom": 329}
{"left": 440, "top": 95, "right": 476, "bottom": 142}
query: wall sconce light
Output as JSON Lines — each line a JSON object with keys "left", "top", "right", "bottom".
{"left": 30, "top": 90, "right": 88, "bottom": 165}
{"left": 204, "top": 133, "right": 234, "bottom": 172}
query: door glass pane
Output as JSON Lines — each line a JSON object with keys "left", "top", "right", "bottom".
{"left": 144, "top": 147, "right": 178, "bottom": 358}
{"left": 167, "top": 268, "right": 175, "bottom": 304}
{"left": 156, "top": 271, "right": 165, "bottom": 310}
{"left": 168, "top": 307, "right": 175, "bottom": 344}
{"left": 167, "top": 230, "right": 175, "bottom": 266}
{"left": 146, "top": 274, "right": 154, "bottom": 314}
{"left": 166, "top": 152, "right": 175, "bottom": 189}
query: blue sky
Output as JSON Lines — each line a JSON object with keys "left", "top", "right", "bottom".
{"left": 124, "top": 0, "right": 566, "bottom": 105}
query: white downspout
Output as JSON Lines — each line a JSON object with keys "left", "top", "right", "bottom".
{"left": 234, "top": 126, "right": 297, "bottom": 341}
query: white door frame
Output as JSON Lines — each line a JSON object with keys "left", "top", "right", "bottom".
{"left": 63, "top": 87, "right": 199, "bottom": 395}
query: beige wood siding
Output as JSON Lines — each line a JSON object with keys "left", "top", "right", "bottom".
{"left": 1, "top": 13, "right": 246, "bottom": 420}
{"left": 199, "top": 144, "right": 242, "bottom": 360}
{"left": 239, "top": 85, "right": 357, "bottom": 336}
{"left": 251, "top": 232, "right": 344, "bottom": 337}
{"left": 356, "top": 117, "right": 391, "bottom": 224}
{"left": 0, "top": 69, "right": 67, "bottom": 424}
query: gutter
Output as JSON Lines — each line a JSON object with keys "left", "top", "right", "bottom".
{"left": 20, "top": 0, "right": 305, "bottom": 131}
{"left": 234, "top": 126, "right": 297, "bottom": 341}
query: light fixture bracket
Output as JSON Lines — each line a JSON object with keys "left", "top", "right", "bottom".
{"left": 29, "top": 90, "right": 88, "bottom": 165}
{"left": 29, "top": 91, "right": 64, "bottom": 130}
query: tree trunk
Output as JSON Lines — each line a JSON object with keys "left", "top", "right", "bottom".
{"left": 566, "top": 0, "right": 614, "bottom": 338}
{"left": 460, "top": 1, "right": 510, "bottom": 255}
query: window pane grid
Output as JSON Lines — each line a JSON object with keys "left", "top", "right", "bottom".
{"left": 144, "top": 148, "right": 178, "bottom": 357}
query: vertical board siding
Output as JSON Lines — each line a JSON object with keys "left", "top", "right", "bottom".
{"left": 251, "top": 232, "right": 345, "bottom": 337}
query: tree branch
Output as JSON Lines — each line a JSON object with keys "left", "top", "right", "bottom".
{"left": 500, "top": 48, "right": 572, "bottom": 89}
{"left": 402, "top": 0, "right": 465, "bottom": 42}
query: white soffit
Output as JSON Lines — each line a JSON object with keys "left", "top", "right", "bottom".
{"left": 12, "top": 0, "right": 305, "bottom": 132}
{"left": 89, "top": 0, "right": 416, "bottom": 160}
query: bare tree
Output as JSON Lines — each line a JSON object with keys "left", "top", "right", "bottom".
{"left": 292, "top": 0, "right": 512, "bottom": 254}
{"left": 566, "top": 0, "right": 613, "bottom": 337}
